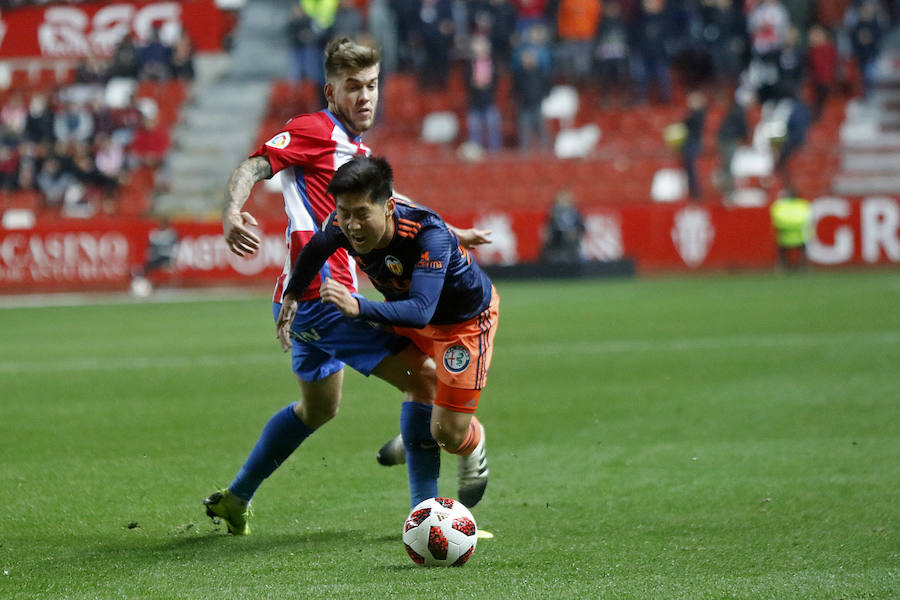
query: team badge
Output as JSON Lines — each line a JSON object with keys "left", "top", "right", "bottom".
{"left": 265, "top": 132, "right": 291, "bottom": 149}
{"left": 443, "top": 345, "right": 470, "bottom": 373}
{"left": 385, "top": 256, "right": 403, "bottom": 276}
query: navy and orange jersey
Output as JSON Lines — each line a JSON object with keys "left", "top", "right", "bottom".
{"left": 284, "top": 199, "right": 493, "bottom": 328}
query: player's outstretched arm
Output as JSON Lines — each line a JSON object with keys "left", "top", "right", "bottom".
{"left": 222, "top": 156, "right": 272, "bottom": 257}
{"left": 449, "top": 225, "right": 492, "bottom": 249}
{"left": 392, "top": 192, "right": 490, "bottom": 249}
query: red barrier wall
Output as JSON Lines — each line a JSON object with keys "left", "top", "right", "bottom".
{"left": 458, "top": 196, "right": 900, "bottom": 271}
{"left": 1, "top": 197, "right": 897, "bottom": 293}
{"left": 0, "top": 0, "right": 227, "bottom": 59}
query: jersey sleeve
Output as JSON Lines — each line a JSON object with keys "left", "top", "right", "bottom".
{"left": 250, "top": 115, "right": 331, "bottom": 175}
{"left": 283, "top": 215, "right": 343, "bottom": 298}
{"left": 356, "top": 225, "right": 452, "bottom": 328}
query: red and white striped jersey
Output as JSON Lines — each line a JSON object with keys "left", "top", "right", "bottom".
{"left": 250, "top": 109, "right": 371, "bottom": 302}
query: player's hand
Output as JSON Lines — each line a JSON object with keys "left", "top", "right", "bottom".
{"left": 223, "top": 211, "right": 261, "bottom": 257}
{"left": 453, "top": 227, "right": 493, "bottom": 249}
{"left": 276, "top": 293, "right": 299, "bottom": 352}
{"left": 320, "top": 278, "right": 360, "bottom": 317}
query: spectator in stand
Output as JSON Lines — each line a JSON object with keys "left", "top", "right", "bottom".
{"left": 782, "top": 0, "right": 816, "bottom": 38}
{"left": 555, "top": 0, "right": 602, "bottom": 85}
{"left": 632, "top": 0, "right": 674, "bottom": 104}
{"left": 36, "top": 155, "right": 76, "bottom": 209}
{"left": 698, "top": 0, "right": 749, "bottom": 91}
{"left": 513, "top": 0, "right": 550, "bottom": 31}
{"left": 465, "top": 33, "right": 503, "bottom": 153}
{"left": 110, "top": 97, "right": 145, "bottom": 147}
{"left": 1, "top": 92, "right": 28, "bottom": 143}
{"left": 288, "top": 3, "right": 332, "bottom": 87}
{"left": 74, "top": 56, "right": 109, "bottom": 85}
{"left": 368, "top": 0, "right": 399, "bottom": 77}
{"left": 24, "top": 94, "right": 55, "bottom": 147}
{"left": 16, "top": 142, "right": 41, "bottom": 191}
{"left": 806, "top": 24, "right": 837, "bottom": 120}
{"left": 471, "top": 0, "right": 517, "bottom": 69}
{"left": 170, "top": 31, "right": 196, "bottom": 80}
{"left": 775, "top": 94, "right": 811, "bottom": 191}
{"left": 418, "top": 0, "right": 455, "bottom": 90}
{"left": 0, "top": 143, "right": 18, "bottom": 191}
{"left": 776, "top": 25, "right": 805, "bottom": 99}
{"left": 138, "top": 26, "right": 173, "bottom": 81}
{"left": 89, "top": 97, "right": 116, "bottom": 142}
{"left": 512, "top": 24, "right": 552, "bottom": 152}
{"left": 847, "top": 0, "right": 887, "bottom": 100}
{"left": 716, "top": 88, "right": 752, "bottom": 200}
{"left": 129, "top": 114, "right": 171, "bottom": 168}
{"left": 333, "top": 0, "right": 364, "bottom": 38}
{"left": 595, "top": 0, "right": 631, "bottom": 106}
{"left": 109, "top": 34, "right": 140, "bottom": 79}
{"left": 393, "top": 0, "right": 422, "bottom": 71}
{"left": 681, "top": 91, "right": 707, "bottom": 201}
{"left": 54, "top": 101, "right": 95, "bottom": 147}
{"left": 748, "top": 0, "right": 791, "bottom": 102}
{"left": 94, "top": 132, "right": 127, "bottom": 208}
{"left": 70, "top": 142, "right": 105, "bottom": 202}
{"left": 749, "top": 0, "right": 791, "bottom": 58}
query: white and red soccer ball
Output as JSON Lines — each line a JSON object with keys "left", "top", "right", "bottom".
{"left": 402, "top": 497, "right": 477, "bottom": 567}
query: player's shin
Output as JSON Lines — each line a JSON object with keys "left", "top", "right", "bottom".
{"left": 400, "top": 401, "right": 440, "bottom": 508}
{"left": 228, "top": 402, "right": 316, "bottom": 501}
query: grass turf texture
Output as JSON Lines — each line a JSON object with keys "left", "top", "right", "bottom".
{"left": 1, "top": 271, "right": 898, "bottom": 599}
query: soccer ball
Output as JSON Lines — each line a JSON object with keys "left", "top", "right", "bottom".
{"left": 402, "top": 497, "right": 477, "bottom": 567}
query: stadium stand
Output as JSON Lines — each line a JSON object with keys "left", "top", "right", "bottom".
{"left": 3, "top": 0, "right": 898, "bottom": 227}
{"left": 0, "top": 62, "right": 188, "bottom": 222}
{"left": 239, "top": 0, "right": 899, "bottom": 218}
{"left": 247, "top": 66, "right": 849, "bottom": 216}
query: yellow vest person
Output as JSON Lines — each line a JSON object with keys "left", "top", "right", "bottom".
{"left": 770, "top": 195, "right": 812, "bottom": 269}
{"left": 770, "top": 195, "right": 811, "bottom": 248}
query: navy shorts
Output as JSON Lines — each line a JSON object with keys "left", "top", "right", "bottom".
{"left": 273, "top": 300, "right": 409, "bottom": 382}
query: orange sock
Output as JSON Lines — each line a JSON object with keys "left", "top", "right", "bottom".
{"left": 450, "top": 416, "right": 482, "bottom": 456}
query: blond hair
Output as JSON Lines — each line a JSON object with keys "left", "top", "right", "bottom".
{"left": 324, "top": 37, "right": 381, "bottom": 82}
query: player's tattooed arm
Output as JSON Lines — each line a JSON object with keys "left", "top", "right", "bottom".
{"left": 223, "top": 156, "right": 272, "bottom": 215}
{"left": 222, "top": 156, "right": 271, "bottom": 256}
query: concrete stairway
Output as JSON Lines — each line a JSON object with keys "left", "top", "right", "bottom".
{"left": 154, "top": 0, "right": 293, "bottom": 217}
{"left": 834, "top": 28, "right": 900, "bottom": 197}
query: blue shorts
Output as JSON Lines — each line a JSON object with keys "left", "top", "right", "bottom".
{"left": 273, "top": 301, "right": 409, "bottom": 382}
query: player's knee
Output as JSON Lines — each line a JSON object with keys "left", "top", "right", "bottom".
{"left": 430, "top": 419, "right": 466, "bottom": 452}
{"left": 294, "top": 398, "right": 339, "bottom": 429}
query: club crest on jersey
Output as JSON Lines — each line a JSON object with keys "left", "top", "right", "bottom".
{"left": 443, "top": 345, "right": 471, "bottom": 373}
{"left": 265, "top": 132, "right": 291, "bottom": 149}
{"left": 385, "top": 256, "right": 403, "bottom": 276}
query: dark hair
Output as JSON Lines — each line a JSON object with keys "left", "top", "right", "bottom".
{"left": 324, "top": 37, "right": 381, "bottom": 82}
{"left": 327, "top": 156, "right": 393, "bottom": 204}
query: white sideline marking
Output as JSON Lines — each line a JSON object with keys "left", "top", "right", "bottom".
{"left": 0, "top": 352, "right": 284, "bottom": 374}
{"left": 0, "top": 330, "right": 897, "bottom": 374}
{"left": 0, "top": 287, "right": 266, "bottom": 310}
{"left": 525, "top": 330, "right": 900, "bottom": 356}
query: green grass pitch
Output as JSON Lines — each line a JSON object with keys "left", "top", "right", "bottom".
{"left": 1, "top": 271, "right": 898, "bottom": 599}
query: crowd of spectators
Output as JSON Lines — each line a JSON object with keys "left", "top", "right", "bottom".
{"left": 0, "top": 28, "right": 194, "bottom": 215}
{"left": 4, "top": 0, "right": 897, "bottom": 215}
{"left": 289, "top": 0, "right": 896, "bottom": 155}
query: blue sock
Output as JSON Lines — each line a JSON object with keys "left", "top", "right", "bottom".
{"left": 229, "top": 403, "right": 314, "bottom": 501}
{"left": 401, "top": 401, "right": 440, "bottom": 508}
